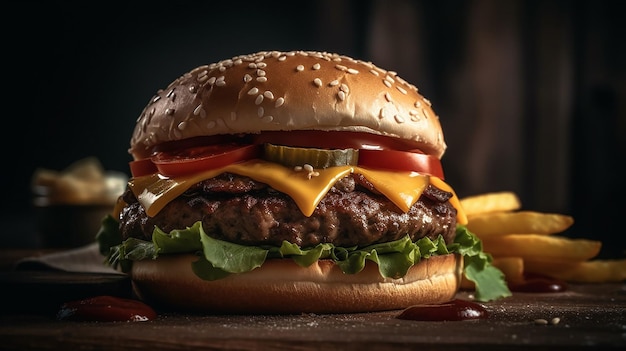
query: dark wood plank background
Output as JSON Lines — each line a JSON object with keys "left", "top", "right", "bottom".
{"left": 4, "top": 0, "right": 624, "bottom": 258}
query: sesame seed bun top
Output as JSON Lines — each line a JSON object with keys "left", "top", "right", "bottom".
{"left": 129, "top": 50, "right": 446, "bottom": 160}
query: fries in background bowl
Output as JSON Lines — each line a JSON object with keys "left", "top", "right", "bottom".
{"left": 459, "top": 191, "right": 626, "bottom": 287}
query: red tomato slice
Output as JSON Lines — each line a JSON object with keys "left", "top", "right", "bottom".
{"left": 152, "top": 144, "right": 261, "bottom": 177}
{"left": 358, "top": 149, "right": 444, "bottom": 179}
{"left": 129, "top": 158, "right": 158, "bottom": 177}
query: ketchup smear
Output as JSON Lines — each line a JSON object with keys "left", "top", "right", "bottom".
{"left": 509, "top": 273, "right": 568, "bottom": 293}
{"left": 396, "top": 299, "right": 488, "bottom": 321}
{"left": 57, "top": 295, "right": 157, "bottom": 322}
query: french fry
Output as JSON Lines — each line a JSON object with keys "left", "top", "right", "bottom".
{"left": 524, "top": 258, "right": 626, "bottom": 283}
{"left": 459, "top": 190, "right": 621, "bottom": 286}
{"left": 481, "top": 234, "right": 601, "bottom": 262}
{"left": 466, "top": 211, "right": 574, "bottom": 237}
{"left": 492, "top": 257, "right": 525, "bottom": 283}
{"left": 460, "top": 191, "right": 521, "bottom": 216}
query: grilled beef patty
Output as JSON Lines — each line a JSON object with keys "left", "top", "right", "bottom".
{"left": 119, "top": 173, "right": 457, "bottom": 248}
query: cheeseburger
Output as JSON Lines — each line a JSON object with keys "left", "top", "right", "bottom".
{"left": 98, "top": 50, "right": 509, "bottom": 314}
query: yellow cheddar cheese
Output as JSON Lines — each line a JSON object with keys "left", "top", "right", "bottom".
{"left": 129, "top": 160, "right": 466, "bottom": 223}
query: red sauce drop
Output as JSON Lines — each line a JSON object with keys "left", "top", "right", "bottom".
{"left": 57, "top": 295, "right": 157, "bottom": 322}
{"left": 396, "top": 299, "right": 488, "bottom": 321}
{"left": 509, "top": 274, "right": 568, "bottom": 293}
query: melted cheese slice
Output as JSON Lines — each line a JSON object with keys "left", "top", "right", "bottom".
{"left": 129, "top": 160, "right": 467, "bottom": 224}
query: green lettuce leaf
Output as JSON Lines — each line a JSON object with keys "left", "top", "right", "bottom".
{"left": 452, "top": 225, "right": 512, "bottom": 301}
{"left": 97, "top": 216, "right": 511, "bottom": 302}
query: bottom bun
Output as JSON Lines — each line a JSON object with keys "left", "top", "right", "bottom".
{"left": 131, "top": 253, "right": 462, "bottom": 314}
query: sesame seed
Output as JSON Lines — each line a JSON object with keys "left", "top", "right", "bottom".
{"left": 244, "top": 74, "right": 253, "bottom": 82}
{"left": 261, "top": 115, "right": 273, "bottom": 123}
{"left": 369, "top": 69, "right": 379, "bottom": 76}
{"left": 337, "top": 91, "right": 346, "bottom": 101}
{"left": 152, "top": 96, "right": 161, "bottom": 103}
{"left": 423, "top": 98, "right": 432, "bottom": 106}
{"left": 233, "top": 59, "right": 242, "bottom": 65}
{"left": 207, "top": 120, "right": 216, "bottom": 129}
{"left": 215, "top": 76, "right": 226, "bottom": 86}
{"left": 312, "top": 63, "right": 321, "bottom": 70}
{"left": 385, "top": 92, "right": 392, "bottom": 102}
{"left": 188, "top": 85, "right": 197, "bottom": 93}
{"left": 177, "top": 121, "right": 187, "bottom": 130}
{"left": 207, "top": 76, "right": 217, "bottom": 85}
{"left": 165, "top": 108, "right": 175, "bottom": 115}
{"left": 294, "top": 166, "right": 303, "bottom": 171}
{"left": 397, "top": 86, "right": 408, "bottom": 95}
{"left": 415, "top": 101, "right": 422, "bottom": 108}
{"left": 314, "top": 78, "right": 323, "bottom": 87}
{"left": 264, "top": 91, "right": 274, "bottom": 99}
{"left": 340, "top": 84, "right": 349, "bottom": 92}
{"left": 303, "top": 164, "right": 314, "bottom": 172}
{"left": 166, "top": 89, "right": 175, "bottom": 98}
{"left": 218, "top": 66, "right": 226, "bottom": 72}
{"left": 257, "top": 69, "right": 266, "bottom": 77}
{"left": 256, "top": 77, "right": 267, "bottom": 82}
{"left": 550, "top": 317, "right": 561, "bottom": 325}
{"left": 383, "top": 80, "right": 392, "bottom": 88}
{"left": 248, "top": 63, "right": 257, "bottom": 69}
{"left": 396, "top": 76, "right": 409, "bottom": 86}
{"left": 275, "top": 97, "right": 285, "bottom": 107}
{"left": 534, "top": 319, "right": 548, "bottom": 326}
{"left": 193, "top": 104, "right": 203, "bottom": 116}
{"left": 255, "top": 95, "right": 264, "bottom": 105}
{"left": 248, "top": 87, "right": 259, "bottom": 95}
{"left": 256, "top": 62, "right": 267, "bottom": 68}
{"left": 278, "top": 55, "right": 287, "bottom": 61}
{"left": 347, "top": 68, "right": 359, "bottom": 74}
{"left": 257, "top": 107, "right": 264, "bottom": 117}
{"left": 335, "top": 64, "right": 347, "bottom": 71}
{"left": 296, "top": 65, "right": 304, "bottom": 72}
{"left": 394, "top": 115, "right": 405, "bottom": 123}
{"left": 329, "top": 80, "right": 339, "bottom": 86}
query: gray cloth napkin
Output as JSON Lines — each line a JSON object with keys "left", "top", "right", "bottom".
{"left": 15, "top": 243, "right": 119, "bottom": 274}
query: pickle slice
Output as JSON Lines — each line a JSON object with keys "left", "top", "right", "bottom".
{"left": 263, "top": 143, "right": 359, "bottom": 169}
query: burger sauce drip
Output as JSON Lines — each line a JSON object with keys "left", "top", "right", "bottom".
{"left": 396, "top": 299, "right": 488, "bottom": 321}
{"left": 57, "top": 295, "right": 157, "bottom": 322}
{"left": 509, "top": 274, "right": 568, "bottom": 293}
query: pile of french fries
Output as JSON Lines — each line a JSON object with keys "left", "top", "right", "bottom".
{"left": 459, "top": 191, "right": 625, "bottom": 287}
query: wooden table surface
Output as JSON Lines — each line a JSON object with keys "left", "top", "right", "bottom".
{"left": 0, "top": 266, "right": 625, "bottom": 350}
